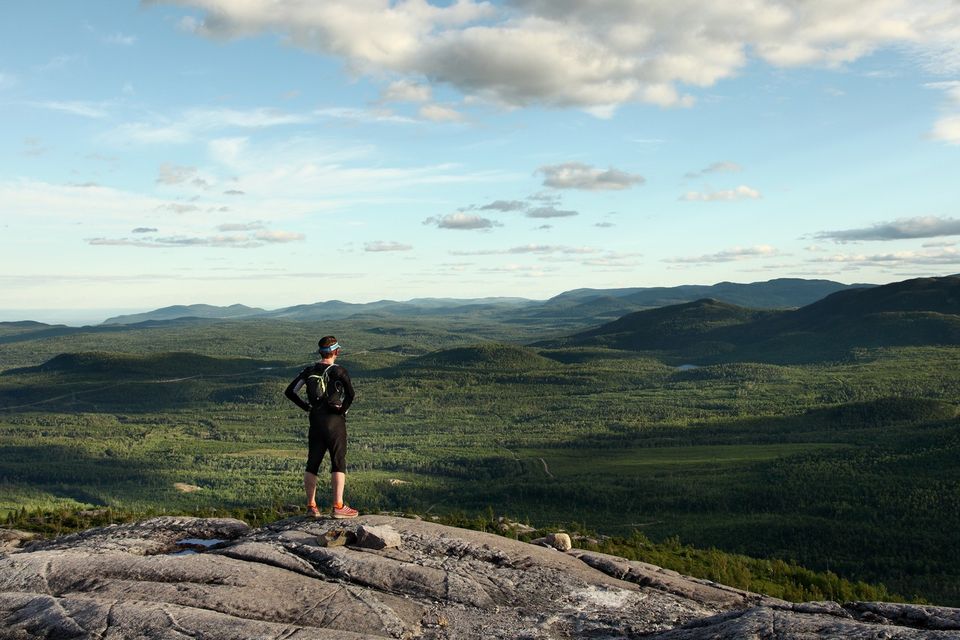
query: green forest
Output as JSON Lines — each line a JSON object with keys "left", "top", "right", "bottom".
{"left": 1, "top": 276, "right": 958, "bottom": 605}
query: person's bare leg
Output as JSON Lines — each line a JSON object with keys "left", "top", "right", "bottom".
{"left": 304, "top": 471, "right": 318, "bottom": 505}
{"left": 332, "top": 471, "right": 345, "bottom": 506}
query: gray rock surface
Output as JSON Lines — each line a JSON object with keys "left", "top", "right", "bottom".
{"left": 648, "top": 602, "right": 960, "bottom": 639}
{"left": 356, "top": 524, "right": 402, "bottom": 550}
{"left": 0, "top": 515, "right": 957, "bottom": 639}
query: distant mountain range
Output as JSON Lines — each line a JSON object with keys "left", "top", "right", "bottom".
{"left": 3, "top": 276, "right": 957, "bottom": 369}
{"left": 546, "top": 275, "right": 960, "bottom": 363}
{"left": 100, "top": 278, "right": 869, "bottom": 326}
{"left": 101, "top": 304, "right": 266, "bottom": 325}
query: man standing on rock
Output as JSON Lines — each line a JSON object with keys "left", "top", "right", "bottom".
{"left": 284, "top": 335, "right": 358, "bottom": 518}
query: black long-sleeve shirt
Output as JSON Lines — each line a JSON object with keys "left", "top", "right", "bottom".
{"left": 284, "top": 362, "right": 355, "bottom": 415}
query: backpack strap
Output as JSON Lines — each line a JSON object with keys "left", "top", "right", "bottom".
{"left": 306, "top": 363, "right": 337, "bottom": 380}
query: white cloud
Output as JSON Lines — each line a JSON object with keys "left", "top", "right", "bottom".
{"left": 527, "top": 191, "right": 562, "bottom": 204}
{"left": 381, "top": 80, "right": 432, "bottom": 103}
{"left": 530, "top": 249, "right": 644, "bottom": 268}
{"left": 418, "top": 103, "right": 465, "bottom": 123}
{"left": 88, "top": 227, "right": 303, "bottom": 249}
{"left": 925, "top": 81, "right": 960, "bottom": 99}
{"left": 109, "top": 107, "right": 314, "bottom": 145}
{"left": 217, "top": 221, "right": 265, "bottom": 232}
{"left": 313, "top": 107, "right": 417, "bottom": 124}
{"left": 36, "top": 55, "right": 79, "bottom": 72}
{"left": 33, "top": 101, "right": 110, "bottom": 119}
{"left": 254, "top": 230, "right": 304, "bottom": 243}
{"left": 538, "top": 162, "right": 645, "bottom": 190}
{"left": 478, "top": 264, "right": 549, "bottom": 276}
{"left": 465, "top": 192, "right": 576, "bottom": 220}
{"left": 0, "top": 178, "right": 314, "bottom": 241}
{"left": 3, "top": 149, "right": 506, "bottom": 248}
{"left": 0, "top": 179, "right": 165, "bottom": 225}
{"left": 578, "top": 252, "right": 644, "bottom": 269}
{"left": 206, "top": 107, "right": 311, "bottom": 128}
{"left": 105, "top": 32, "right": 137, "bottom": 46}
{"left": 926, "top": 81, "right": 960, "bottom": 144}
{"left": 526, "top": 206, "right": 578, "bottom": 218}
{"left": 479, "top": 200, "right": 526, "bottom": 212}
{"left": 667, "top": 245, "right": 780, "bottom": 264}
{"left": 158, "top": 203, "right": 201, "bottom": 214}
{"left": 809, "top": 248, "right": 960, "bottom": 266}
{"left": 178, "top": 15, "right": 201, "bottom": 33}
{"left": 0, "top": 270, "right": 361, "bottom": 290}
{"left": 681, "top": 185, "right": 761, "bottom": 201}
{"left": 153, "top": 0, "right": 960, "bottom": 115}
{"left": 685, "top": 161, "right": 743, "bottom": 179}
{"left": 583, "top": 104, "right": 620, "bottom": 119}
{"left": 208, "top": 137, "right": 249, "bottom": 167}
{"left": 205, "top": 136, "right": 503, "bottom": 201}
{"left": 931, "top": 114, "right": 960, "bottom": 145}
{"left": 423, "top": 212, "right": 498, "bottom": 230}
{"left": 452, "top": 244, "right": 598, "bottom": 256}
{"left": 113, "top": 121, "right": 193, "bottom": 144}
{"left": 365, "top": 240, "right": 414, "bottom": 252}
{"left": 816, "top": 216, "right": 960, "bottom": 242}
{"left": 156, "top": 163, "right": 199, "bottom": 185}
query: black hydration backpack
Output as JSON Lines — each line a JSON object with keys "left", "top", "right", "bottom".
{"left": 305, "top": 364, "right": 345, "bottom": 410}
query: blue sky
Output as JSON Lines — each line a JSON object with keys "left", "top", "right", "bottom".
{"left": 2, "top": 1, "right": 959, "bottom": 322}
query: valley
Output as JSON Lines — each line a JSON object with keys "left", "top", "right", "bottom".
{"left": 1, "top": 276, "right": 958, "bottom": 605}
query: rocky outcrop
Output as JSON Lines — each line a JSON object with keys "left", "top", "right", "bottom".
{"left": 356, "top": 524, "right": 402, "bottom": 550}
{"left": 0, "top": 528, "right": 36, "bottom": 553}
{"left": 1, "top": 515, "right": 958, "bottom": 639}
{"left": 531, "top": 531, "right": 572, "bottom": 552}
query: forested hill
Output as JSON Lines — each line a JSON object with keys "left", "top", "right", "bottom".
{"left": 552, "top": 275, "right": 960, "bottom": 363}
{"left": 570, "top": 299, "right": 774, "bottom": 350}
{"left": 102, "top": 304, "right": 265, "bottom": 325}
{"left": 540, "top": 277, "right": 866, "bottom": 311}
{"left": 792, "top": 275, "right": 960, "bottom": 320}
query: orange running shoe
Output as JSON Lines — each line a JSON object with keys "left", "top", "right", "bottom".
{"left": 332, "top": 503, "right": 358, "bottom": 519}
{"left": 306, "top": 503, "right": 321, "bottom": 518}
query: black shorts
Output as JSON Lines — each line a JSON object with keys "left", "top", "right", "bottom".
{"left": 306, "top": 410, "right": 347, "bottom": 474}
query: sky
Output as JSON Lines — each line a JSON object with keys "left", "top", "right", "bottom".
{"left": 2, "top": 1, "right": 960, "bottom": 323}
